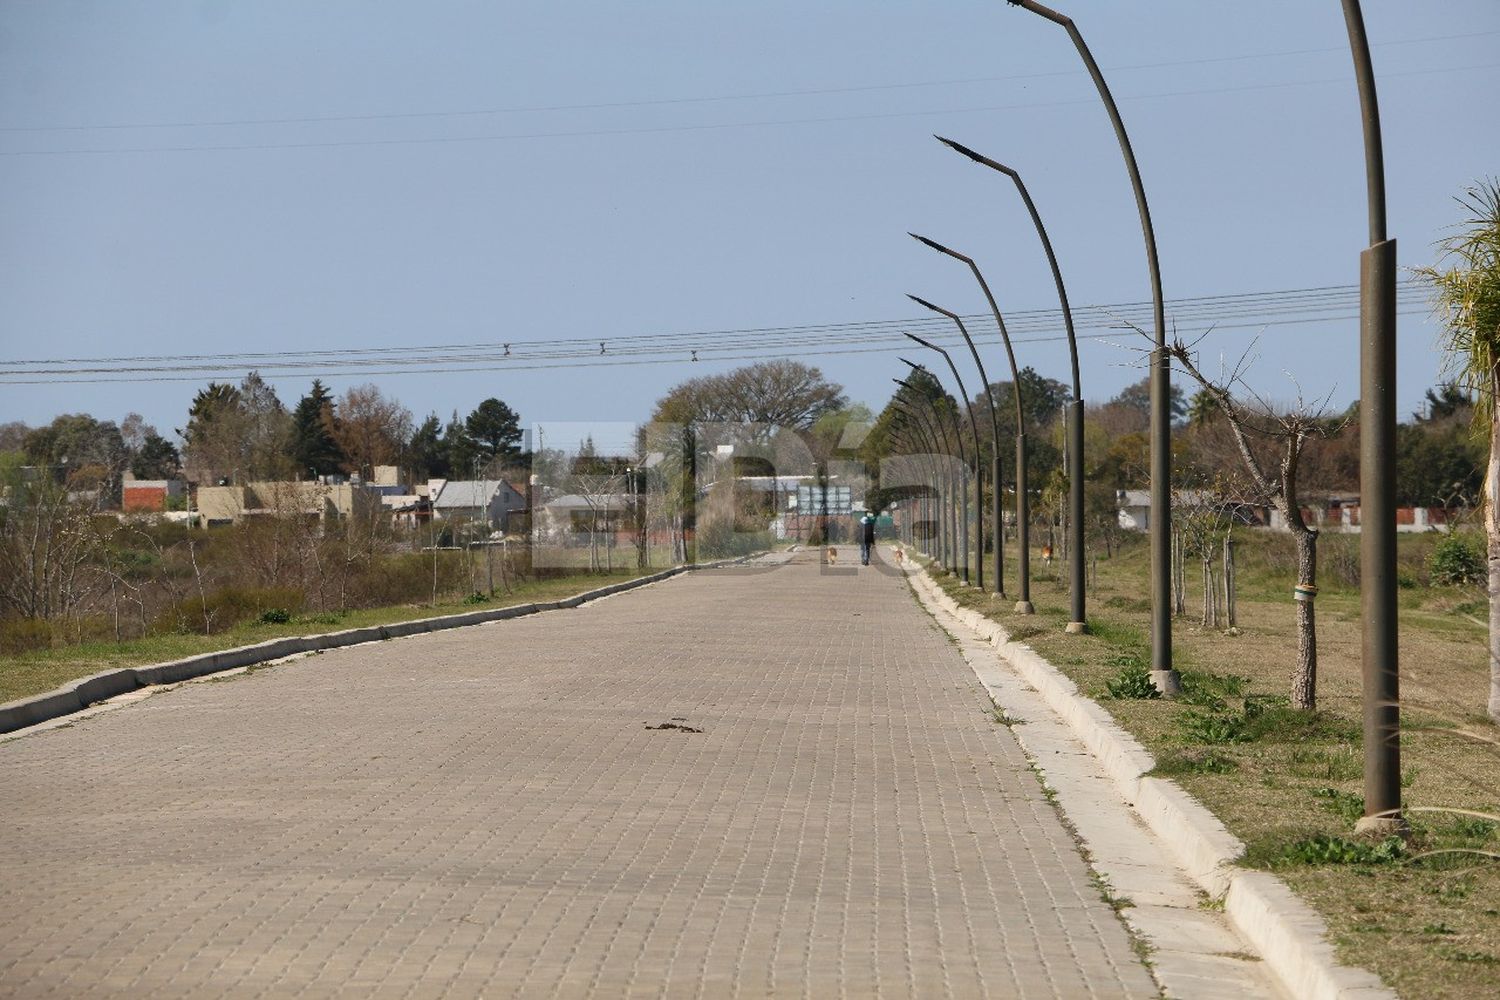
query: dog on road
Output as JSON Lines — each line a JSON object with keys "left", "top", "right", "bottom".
{"left": 827, "top": 547, "right": 838, "bottom": 565}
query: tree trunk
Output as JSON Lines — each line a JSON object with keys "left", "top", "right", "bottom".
{"left": 1292, "top": 526, "right": 1319, "bottom": 711}
{"left": 1201, "top": 558, "right": 1212, "bottom": 627}
{"left": 1224, "top": 535, "right": 1237, "bottom": 628}
{"left": 1488, "top": 402, "right": 1500, "bottom": 724}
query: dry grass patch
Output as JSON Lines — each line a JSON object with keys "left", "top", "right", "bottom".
{"left": 0, "top": 568, "right": 655, "bottom": 705}
{"left": 920, "top": 531, "right": 1498, "bottom": 999}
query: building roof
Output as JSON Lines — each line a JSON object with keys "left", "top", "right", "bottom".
{"left": 432, "top": 480, "right": 522, "bottom": 509}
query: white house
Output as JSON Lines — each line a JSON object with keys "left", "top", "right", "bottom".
{"left": 431, "top": 479, "right": 528, "bottom": 531}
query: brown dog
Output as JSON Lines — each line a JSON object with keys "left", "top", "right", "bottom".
{"left": 827, "top": 547, "right": 838, "bottom": 565}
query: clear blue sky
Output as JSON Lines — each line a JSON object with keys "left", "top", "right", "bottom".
{"left": 2, "top": 1, "right": 1497, "bottom": 442}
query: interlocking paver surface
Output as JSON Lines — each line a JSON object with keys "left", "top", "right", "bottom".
{"left": 0, "top": 549, "right": 1156, "bottom": 998}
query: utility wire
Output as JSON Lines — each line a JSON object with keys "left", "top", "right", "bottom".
{"left": 0, "top": 282, "right": 1428, "bottom": 385}
{"left": 5, "top": 28, "right": 1492, "bottom": 134}
{"left": 3, "top": 64, "right": 1494, "bottom": 157}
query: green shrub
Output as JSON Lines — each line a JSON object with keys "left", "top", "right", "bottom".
{"left": 257, "top": 607, "right": 292, "bottom": 625}
{"left": 1106, "top": 661, "right": 1161, "bottom": 700}
{"left": 1277, "top": 834, "right": 1405, "bottom": 866}
{"left": 1430, "top": 533, "right": 1485, "bottom": 586}
{"left": 462, "top": 591, "right": 490, "bottom": 605}
{"left": 157, "top": 585, "right": 305, "bottom": 635}
{"left": 1178, "top": 710, "right": 1248, "bottom": 744}
{"left": 1311, "top": 786, "right": 1365, "bottom": 822}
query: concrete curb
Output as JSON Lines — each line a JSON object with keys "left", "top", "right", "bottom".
{"left": 907, "top": 566, "right": 1395, "bottom": 1000}
{"left": 0, "top": 556, "right": 758, "bottom": 737}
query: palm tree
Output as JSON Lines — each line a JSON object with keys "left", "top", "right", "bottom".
{"left": 1415, "top": 179, "right": 1500, "bottom": 724}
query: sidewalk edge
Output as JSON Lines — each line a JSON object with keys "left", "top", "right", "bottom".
{"left": 0, "top": 556, "right": 757, "bottom": 737}
{"left": 908, "top": 566, "right": 1395, "bottom": 1000}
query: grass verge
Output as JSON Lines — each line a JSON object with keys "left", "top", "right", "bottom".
{"left": 0, "top": 567, "right": 658, "bottom": 705}
{"left": 917, "top": 532, "right": 1498, "bottom": 1000}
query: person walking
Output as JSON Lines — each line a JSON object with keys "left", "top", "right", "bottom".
{"left": 859, "top": 510, "right": 877, "bottom": 566}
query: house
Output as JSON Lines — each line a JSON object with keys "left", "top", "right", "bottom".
{"left": 1117, "top": 490, "right": 1153, "bottom": 531}
{"left": 1116, "top": 489, "right": 1268, "bottom": 532}
{"left": 431, "top": 479, "right": 528, "bottom": 532}
{"left": 536, "top": 493, "right": 634, "bottom": 540}
{"left": 122, "top": 478, "right": 184, "bottom": 513}
{"left": 193, "top": 481, "right": 380, "bottom": 527}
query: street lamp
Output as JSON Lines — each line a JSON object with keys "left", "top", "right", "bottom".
{"left": 1007, "top": 0, "right": 1175, "bottom": 691}
{"left": 899, "top": 369, "right": 970, "bottom": 583}
{"left": 902, "top": 265, "right": 1006, "bottom": 600}
{"left": 895, "top": 376, "right": 962, "bottom": 575}
{"left": 1341, "top": 0, "right": 1402, "bottom": 835}
{"left": 930, "top": 142, "right": 1087, "bottom": 633}
{"left": 909, "top": 279, "right": 1034, "bottom": 614}
{"left": 902, "top": 347, "right": 985, "bottom": 590}
{"left": 891, "top": 389, "right": 946, "bottom": 565}
{"left": 890, "top": 406, "right": 943, "bottom": 561}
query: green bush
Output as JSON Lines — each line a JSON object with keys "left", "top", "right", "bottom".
{"left": 1105, "top": 660, "right": 1161, "bottom": 700}
{"left": 257, "top": 607, "right": 292, "bottom": 625}
{"left": 1429, "top": 533, "right": 1485, "bottom": 586}
{"left": 1277, "top": 834, "right": 1405, "bottom": 866}
{"left": 1178, "top": 710, "right": 1248, "bottom": 744}
{"left": 1311, "top": 786, "right": 1365, "bottom": 822}
{"left": 157, "top": 585, "right": 305, "bottom": 635}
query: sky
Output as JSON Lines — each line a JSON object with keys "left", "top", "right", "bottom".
{"left": 2, "top": 1, "right": 1498, "bottom": 448}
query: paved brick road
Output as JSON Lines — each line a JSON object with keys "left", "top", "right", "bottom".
{"left": 0, "top": 550, "right": 1156, "bottom": 998}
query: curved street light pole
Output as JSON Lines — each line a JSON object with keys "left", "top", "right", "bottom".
{"left": 903, "top": 332, "right": 987, "bottom": 592}
{"left": 910, "top": 292, "right": 1032, "bottom": 613}
{"left": 892, "top": 411, "right": 942, "bottom": 559}
{"left": 896, "top": 377, "right": 962, "bottom": 576}
{"left": 893, "top": 384, "right": 950, "bottom": 568}
{"left": 901, "top": 361, "right": 972, "bottom": 585}
{"left": 1341, "top": 0, "right": 1402, "bottom": 836}
{"left": 906, "top": 254, "right": 1014, "bottom": 602}
{"left": 1008, "top": 0, "right": 1174, "bottom": 690}
{"left": 931, "top": 142, "right": 1087, "bottom": 632}
{"left": 906, "top": 249, "right": 1007, "bottom": 600}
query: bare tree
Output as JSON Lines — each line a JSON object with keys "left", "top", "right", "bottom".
{"left": 332, "top": 384, "right": 412, "bottom": 481}
{"left": 1168, "top": 334, "right": 1342, "bottom": 711}
{"left": 1173, "top": 483, "right": 1236, "bottom": 629}
{"left": 0, "top": 469, "right": 111, "bottom": 624}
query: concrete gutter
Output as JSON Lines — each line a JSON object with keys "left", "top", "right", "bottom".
{"left": 908, "top": 566, "right": 1395, "bottom": 1000}
{"left": 0, "top": 557, "right": 758, "bottom": 737}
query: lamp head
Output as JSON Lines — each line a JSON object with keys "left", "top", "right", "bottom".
{"left": 902, "top": 330, "right": 938, "bottom": 351}
{"left": 907, "top": 293, "right": 956, "bottom": 321}
{"left": 934, "top": 134, "right": 1016, "bottom": 177}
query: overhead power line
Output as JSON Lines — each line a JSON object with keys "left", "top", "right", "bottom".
{"left": 2, "top": 63, "right": 1495, "bottom": 158}
{"left": 0, "top": 280, "right": 1428, "bottom": 386}
{"left": 4, "top": 28, "right": 1492, "bottom": 134}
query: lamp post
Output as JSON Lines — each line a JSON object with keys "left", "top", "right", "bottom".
{"left": 895, "top": 377, "right": 961, "bottom": 575}
{"left": 900, "top": 363, "right": 972, "bottom": 585}
{"left": 909, "top": 279, "right": 1033, "bottom": 614}
{"left": 930, "top": 142, "right": 1088, "bottom": 633}
{"left": 900, "top": 367, "right": 972, "bottom": 587}
{"left": 892, "top": 389, "right": 948, "bottom": 566}
{"left": 901, "top": 263, "right": 1005, "bottom": 600}
{"left": 891, "top": 410, "right": 941, "bottom": 559}
{"left": 1007, "top": 0, "right": 1175, "bottom": 690}
{"left": 902, "top": 332, "right": 987, "bottom": 592}
{"left": 1341, "top": 0, "right": 1402, "bottom": 836}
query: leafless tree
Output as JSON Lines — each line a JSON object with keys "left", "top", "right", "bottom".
{"left": 1167, "top": 332, "right": 1344, "bottom": 711}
